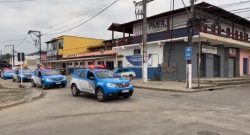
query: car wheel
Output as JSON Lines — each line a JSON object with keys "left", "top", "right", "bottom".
{"left": 31, "top": 80, "right": 36, "bottom": 87}
{"left": 96, "top": 88, "right": 106, "bottom": 102}
{"left": 71, "top": 84, "right": 80, "bottom": 96}
{"left": 123, "top": 95, "right": 131, "bottom": 99}
{"left": 42, "top": 83, "right": 47, "bottom": 90}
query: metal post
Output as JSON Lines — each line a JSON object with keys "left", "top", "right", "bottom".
{"left": 115, "top": 38, "right": 118, "bottom": 68}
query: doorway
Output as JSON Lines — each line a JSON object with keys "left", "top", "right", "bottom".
{"left": 198, "top": 54, "right": 206, "bottom": 77}
{"left": 228, "top": 58, "right": 236, "bottom": 77}
{"left": 213, "top": 55, "right": 220, "bottom": 77}
{"left": 106, "top": 61, "right": 114, "bottom": 70}
{"left": 243, "top": 58, "right": 249, "bottom": 75}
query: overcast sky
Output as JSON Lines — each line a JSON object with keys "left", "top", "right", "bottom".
{"left": 0, "top": 0, "right": 249, "bottom": 54}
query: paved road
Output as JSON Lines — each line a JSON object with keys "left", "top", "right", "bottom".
{"left": 0, "top": 84, "right": 250, "bottom": 135}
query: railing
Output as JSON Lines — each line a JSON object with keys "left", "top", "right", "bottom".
{"left": 200, "top": 24, "right": 250, "bottom": 43}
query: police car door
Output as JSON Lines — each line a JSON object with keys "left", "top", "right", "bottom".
{"left": 78, "top": 70, "right": 89, "bottom": 92}
{"left": 35, "top": 71, "right": 42, "bottom": 86}
{"left": 86, "top": 71, "right": 96, "bottom": 94}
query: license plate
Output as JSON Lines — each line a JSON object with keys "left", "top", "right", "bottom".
{"left": 122, "top": 90, "right": 129, "bottom": 93}
{"left": 56, "top": 82, "right": 61, "bottom": 85}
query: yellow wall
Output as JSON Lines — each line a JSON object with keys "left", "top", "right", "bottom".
{"left": 58, "top": 36, "right": 103, "bottom": 57}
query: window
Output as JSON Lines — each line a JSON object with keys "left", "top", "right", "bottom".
{"left": 123, "top": 69, "right": 129, "bottom": 72}
{"left": 134, "top": 49, "right": 141, "bottom": 55}
{"left": 80, "top": 62, "right": 84, "bottom": 66}
{"left": 87, "top": 71, "right": 95, "bottom": 80}
{"left": 79, "top": 71, "right": 86, "bottom": 78}
{"left": 118, "top": 61, "right": 123, "bottom": 68}
{"left": 116, "top": 69, "right": 122, "bottom": 73}
{"left": 98, "top": 61, "right": 104, "bottom": 65}
{"left": 75, "top": 62, "right": 79, "bottom": 66}
{"left": 88, "top": 62, "right": 93, "bottom": 65}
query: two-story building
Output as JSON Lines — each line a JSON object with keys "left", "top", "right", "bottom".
{"left": 108, "top": 2, "right": 250, "bottom": 80}
{"left": 45, "top": 35, "right": 104, "bottom": 74}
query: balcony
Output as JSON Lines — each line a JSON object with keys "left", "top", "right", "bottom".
{"left": 200, "top": 24, "right": 250, "bottom": 43}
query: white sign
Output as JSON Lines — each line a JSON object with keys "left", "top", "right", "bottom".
{"left": 133, "top": 18, "right": 168, "bottom": 36}
{"left": 202, "top": 45, "right": 218, "bottom": 55}
{"left": 47, "top": 50, "right": 57, "bottom": 56}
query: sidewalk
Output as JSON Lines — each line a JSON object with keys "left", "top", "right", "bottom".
{"left": 132, "top": 79, "right": 237, "bottom": 93}
{"left": 0, "top": 79, "right": 44, "bottom": 110}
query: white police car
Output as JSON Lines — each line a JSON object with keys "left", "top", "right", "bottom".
{"left": 31, "top": 68, "right": 67, "bottom": 89}
{"left": 70, "top": 68, "right": 134, "bottom": 102}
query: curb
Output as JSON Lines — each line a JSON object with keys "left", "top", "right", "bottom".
{"left": 134, "top": 85, "right": 240, "bottom": 93}
{"left": 0, "top": 89, "right": 45, "bottom": 110}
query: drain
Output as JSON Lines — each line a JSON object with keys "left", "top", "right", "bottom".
{"left": 197, "top": 131, "right": 221, "bottom": 135}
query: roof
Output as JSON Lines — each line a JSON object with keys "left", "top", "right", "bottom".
{"left": 108, "top": 2, "right": 250, "bottom": 33}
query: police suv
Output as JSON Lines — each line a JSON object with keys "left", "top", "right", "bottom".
{"left": 31, "top": 68, "right": 67, "bottom": 89}
{"left": 70, "top": 68, "right": 134, "bottom": 102}
{"left": 13, "top": 68, "right": 33, "bottom": 83}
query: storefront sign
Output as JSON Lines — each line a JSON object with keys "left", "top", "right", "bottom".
{"left": 47, "top": 50, "right": 57, "bottom": 57}
{"left": 133, "top": 18, "right": 168, "bottom": 36}
{"left": 202, "top": 45, "right": 218, "bottom": 55}
{"left": 126, "top": 54, "right": 152, "bottom": 66}
{"left": 229, "top": 48, "right": 237, "bottom": 57}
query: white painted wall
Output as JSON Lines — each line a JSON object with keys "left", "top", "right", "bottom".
{"left": 118, "top": 43, "right": 163, "bottom": 68}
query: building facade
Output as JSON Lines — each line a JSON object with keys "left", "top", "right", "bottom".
{"left": 108, "top": 2, "right": 250, "bottom": 80}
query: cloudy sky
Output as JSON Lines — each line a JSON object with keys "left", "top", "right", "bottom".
{"left": 0, "top": 0, "right": 249, "bottom": 54}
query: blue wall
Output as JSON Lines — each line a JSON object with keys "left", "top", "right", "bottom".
{"left": 126, "top": 67, "right": 161, "bottom": 80}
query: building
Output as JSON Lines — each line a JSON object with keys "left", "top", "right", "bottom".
{"left": 107, "top": 2, "right": 250, "bottom": 80}
{"left": 45, "top": 35, "right": 104, "bottom": 74}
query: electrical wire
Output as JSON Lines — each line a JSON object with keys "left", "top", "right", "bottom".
{"left": 0, "top": 0, "right": 35, "bottom": 3}
{"left": 43, "top": 0, "right": 120, "bottom": 36}
{"left": 219, "top": 0, "right": 250, "bottom": 7}
{"left": 15, "top": 34, "right": 28, "bottom": 49}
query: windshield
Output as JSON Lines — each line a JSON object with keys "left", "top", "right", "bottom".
{"left": 95, "top": 70, "right": 114, "bottom": 79}
{"left": 42, "top": 70, "right": 60, "bottom": 76}
{"left": 22, "top": 69, "right": 33, "bottom": 74}
{"left": 5, "top": 70, "right": 13, "bottom": 73}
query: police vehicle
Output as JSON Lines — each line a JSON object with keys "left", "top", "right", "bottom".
{"left": 70, "top": 67, "right": 134, "bottom": 102}
{"left": 31, "top": 68, "right": 67, "bottom": 89}
{"left": 1, "top": 69, "right": 13, "bottom": 80}
{"left": 13, "top": 68, "right": 33, "bottom": 83}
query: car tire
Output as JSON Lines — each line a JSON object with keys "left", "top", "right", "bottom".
{"left": 96, "top": 88, "right": 106, "bottom": 102}
{"left": 42, "top": 83, "right": 47, "bottom": 90}
{"left": 123, "top": 95, "right": 131, "bottom": 99}
{"left": 71, "top": 84, "right": 80, "bottom": 97}
{"left": 31, "top": 80, "right": 36, "bottom": 87}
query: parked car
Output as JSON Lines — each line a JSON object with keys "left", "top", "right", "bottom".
{"left": 70, "top": 68, "right": 134, "bottom": 102}
{"left": 12, "top": 68, "right": 33, "bottom": 83}
{"left": 31, "top": 68, "right": 67, "bottom": 89}
{"left": 1, "top": 69, "right": 13, "bottom": 80}
{"left": 113, "top": 68, "right": 136, "bottom": 80}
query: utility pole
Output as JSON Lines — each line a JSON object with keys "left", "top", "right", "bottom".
{"left": 5, "top": 45, "right": 15, "bottom": 69}
{"left": 186, "top": 0, "right": 196, "bottom": 89}
{"left": 134, "top": 0, "right": 153, "bottom": 83}
{"left": 28, "top": 30, "right": 42, "bottom": 67}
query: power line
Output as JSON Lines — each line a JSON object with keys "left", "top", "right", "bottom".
{"left": 219, "top": 0, "right": 250, "bottom": 7}
{"left": 15, "top": 34, "right": 29, "bottom": 49}
{"left": 43, "top": 0, "right": 120, "bottom": 35}
{"left": 0, "top": 0, "right": 35, "bottom": 3}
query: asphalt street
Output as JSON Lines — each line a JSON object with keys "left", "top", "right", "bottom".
{"left": 0, "top": 84, "right": 250, "bottom": 135}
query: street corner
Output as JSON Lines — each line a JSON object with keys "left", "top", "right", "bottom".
{"left": 0, "top": 85, "right": 44, "bottom": 110}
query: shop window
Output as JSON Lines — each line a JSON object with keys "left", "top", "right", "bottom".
{"left": 134, "top": 49, "right": 141, "bottom": 55}
{"left": 88, "top": 62, "right": 93, "bottom": 65}
{"left": 98, "top": 61, "right": 104, "bottom": 65}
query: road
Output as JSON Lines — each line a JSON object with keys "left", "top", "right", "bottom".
{"left": 0, "top": 84, "right": 250, "bottom": 135}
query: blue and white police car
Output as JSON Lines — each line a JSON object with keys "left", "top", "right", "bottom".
{"left": 1, "top": 69, "right": 13, "bottom": 80}
{"left": 31, "top": 68, "right": 67, "bottom": 89}
{"left": 13, "top": 68, "right": 33, "bottom": 83}
{"left": 70, "top": 67, "right": 134, "bottom": 102}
